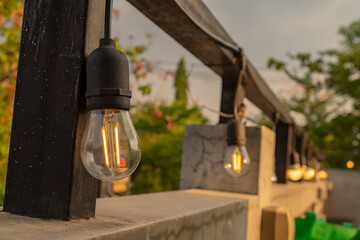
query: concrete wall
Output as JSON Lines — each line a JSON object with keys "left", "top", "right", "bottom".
{"left": 325, "top": 169, "right": 360, "bottom": 227}
{"left": 180, "top": 125, "right": 275, "bottom": 195}
{"left": 180, "top": 124, "right": 329, "bottom": 239}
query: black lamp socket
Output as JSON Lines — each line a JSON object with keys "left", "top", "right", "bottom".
{"left": 86, "top": 38, "right": 131, "bottom": 111}
{"left": 227, "top": 119, "right": 247, "bottom": 146}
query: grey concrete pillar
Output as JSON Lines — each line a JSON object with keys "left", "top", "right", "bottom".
{"left": 180, "top": 124, "right": 276, "bottom": 196}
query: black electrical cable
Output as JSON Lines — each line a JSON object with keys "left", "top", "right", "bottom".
{"left": 104, "top": 0, "right": 112, "bottom": 38}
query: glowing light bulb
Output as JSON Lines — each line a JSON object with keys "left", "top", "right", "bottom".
{"left": 303, "top": 167, "right": 316, "bottom": 180}
{"left": 318, "top": 170, "right": 328, "bottom": 180}
{"left": 224, "top": 119, "right": 251, "bottom": 177}
{"left": 301, "top": 165, "right": 307, "bottom": 176}
{"left": 346, "top": 160, "right": 354, "bottom": 169}
{"left": 287, "top": 163, "right": 304, "bottom": 182}
{"left": 81, "top": 109, "right": 141, "bottom": 182}
{"left": 224, "top": 145, "right": 250, "bottom": 177}
{"left": 82, "top": 38, "right": 141, "bottom": 182}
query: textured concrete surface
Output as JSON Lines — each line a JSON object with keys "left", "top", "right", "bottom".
{"left": 178, "top": 123, "right": 329, "bottom": 239}
{"left": 180, "top": 125, "right": 272, "bottom": 195}
{"left": 325, "top": 169, "right": 360, "bottom": 227}
{"left": 0, "top": 190, "right": 250, "bottom": 240}
{"left": 186, "top": 189, "right": 260, "bottom": 240}
{"left": 180, "top": 124, "right": 277, "bottom": 240}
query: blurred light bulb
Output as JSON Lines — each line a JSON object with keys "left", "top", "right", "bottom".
{"left": 303, "top": 167, "right": 316, "bottom": 180}
{"left": 224, "top": 145, "right": 251, "bottom": 177}
{"left": 318, "top": 170, "right": 328, "bottom": 180}
{"left": 270, "top": 172, "right": 278, "bottom": 182}
{"left": 301, "top": 165, "right": 307, "bottom": 176}
{"left": 287, "top": 163, "right": 303, "bottom": 182}
{"left": 346, "top": 160, "right": 354, "bottom": 169}
{"left": 81, "top": 109, "right": 141, "bottom": 182}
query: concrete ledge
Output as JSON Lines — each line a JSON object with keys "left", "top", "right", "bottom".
{"left": 0, "top": 190, "right": 251, "bottom": 240}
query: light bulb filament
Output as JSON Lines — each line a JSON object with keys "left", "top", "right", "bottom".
{"left": 232, "top": 152, "right": 241, "bottom": 172}
{"left": 114, "top": 125, "right": 121, "bottom": 167}
{"left": 102, "top": 126, "right": 110, "bottom": 167}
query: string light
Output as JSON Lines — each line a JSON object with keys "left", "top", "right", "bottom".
{"left": 80, "top": 0, "right": 141, "bottom": 182}
{"left": 347, "top": 160, "right": 355, "bottom": 169}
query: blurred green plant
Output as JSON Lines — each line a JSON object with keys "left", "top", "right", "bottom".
{"left": 131, "top": 57, "right": 207, "bottom": 194}
{"left": 0, "top": 0, "right": 23, "bottom": 206}
{"left": 265, "top": 19, "right": 360, "bottom": 169}
{"left": 174, "top": 58, "right": 187, "bottom": 108}
{"left": 114, "top": 34, "right": 154, "bottom": 95}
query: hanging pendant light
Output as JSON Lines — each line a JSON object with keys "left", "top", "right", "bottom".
{"left": 80, "top": 0, "right": 141, "bottom": 182}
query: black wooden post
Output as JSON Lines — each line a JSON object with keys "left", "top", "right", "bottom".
{"left": 219, "top": 79, "right": 237, "bottom": 123}
{"left": 307, "top": 142, "right": 314, "bottom": 165}
{"left": 219, "top": 69, "right": 241, "bottom": 123}
{"left": 275, "top": 121, "right": 293, "bottom": 183}
{"left": 295, "top": 131, "right": 304, "bottom": 161}
{"left": 4, "top": 0, "right": 105, "bottom": 220}
{"left": 300, "top": 135, "right": 308, "bottom": 167}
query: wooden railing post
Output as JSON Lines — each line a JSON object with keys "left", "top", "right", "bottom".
{"left": 4, "top": 0, "right": 105, "bottom": 220}
{"left": 275, "top": 121, "right": 293, "bottom": 183}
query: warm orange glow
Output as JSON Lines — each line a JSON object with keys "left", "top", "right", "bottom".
{"left": 237, "top": 153, "right": 241, "bottom": 172}
{"left": 114, "top": 125, "right": 121, "bottom": 167}
{"left": 318, "top": 170, "right": 328, "bottom": 180}
{"left": 287, "top": 168, "right": 303, "bottom": 181}
{"left": 304, "top": 167, "right": 316, "bottom": 180}
{"left": 347, "top": 160, "right": 354, "bottom": 169}
{"left": 232, "top": 153, "right": 237, "bottom": 171}
{"left": 232, "top": 152, "right": 241, "bottom": 172}
{"left": 102, "top": 126, "right": 109, "bottom": 167}
{"left": 301, "top": 165, "right": 307, "bottom": 176}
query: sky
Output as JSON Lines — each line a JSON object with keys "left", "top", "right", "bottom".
{"left": 112, "top": 0, "right": 360, "bottom": 123}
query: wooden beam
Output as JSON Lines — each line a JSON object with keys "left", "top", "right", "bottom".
{"left": 127, "top": 0, "right": 294, "bottom": 124}
{"left": 245, "top": 61, "right": 293, "bottom": 125}
{"left": 127, "top": 0, "right": 324, "bottom": 160}
{"left": 127, "top": 0, "right": 238, "bottom": 77}
{"left": 4, "top": 0, "right": 103, "bottom": 220}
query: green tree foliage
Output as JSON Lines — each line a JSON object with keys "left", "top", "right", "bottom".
{"left": 114, "top": 34, "right": 154, "bottom": 96}
{"left": 0, "top": 0, "right": 23, "bottom": 206}
{"left": 174, "top": 57, "right": 187, "bottom": 108}
{"left": 267, "top": 19, "right": 360, "bottom": 169}
{"left": 131, "top": 59, "right": 207, "bottom": 194}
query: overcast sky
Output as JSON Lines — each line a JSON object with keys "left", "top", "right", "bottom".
{"left": 113, "top": 0, "right": 360, "bottom": 123}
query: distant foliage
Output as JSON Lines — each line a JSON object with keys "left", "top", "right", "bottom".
{"left": 131, "top": 103, "right": 206, "bottom": 194}
{"left": 114, "top": 35, "right": 154, "bottom": 95}
{"left": 131, "top": 58, "right": 207, "bottom": 194}
{"left": 266, "top": 19, "right": 360, "bottom": 169}
{"left": 0, "top": 0, "right": 23, "bottom": 206}
{"left": 174, "top": 57, "right": 187, "bottom": 108}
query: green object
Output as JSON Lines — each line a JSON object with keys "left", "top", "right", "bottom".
{"left": 174, "top": 57, "right": 188, "bottom": 108}
{"left": 295, "top": 211, "right": 359, "bottom": 240}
